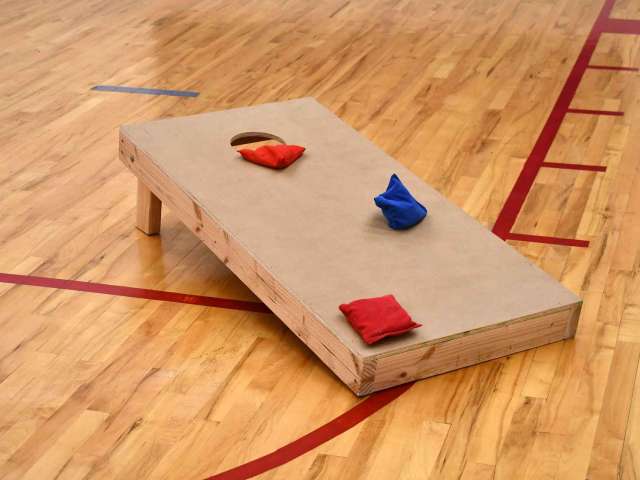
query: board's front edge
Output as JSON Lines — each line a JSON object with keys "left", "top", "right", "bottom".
{"left": 354, "top": 302, "right": 582, "bottom": 395}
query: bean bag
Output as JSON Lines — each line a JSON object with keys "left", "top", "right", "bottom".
{"left": 238, "top": 144, "right": 305, "bottom": 169}
{"left": 339, "top": 294, "right": 421, "bottom": 345}
{"left": 374, "top": 174, "right": 427, "bottom": 229}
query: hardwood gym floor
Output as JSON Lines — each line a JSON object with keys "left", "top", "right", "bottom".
{"left": 1, "top": 0, "right": 639, "bottom": 478}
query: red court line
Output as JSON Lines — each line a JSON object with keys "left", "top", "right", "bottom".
{"left": 567, "top": 108, "right": 624, "bottom": 116}
{"left": 587, "top": 64, "right": 639, "bottom": 71}
{"left": 0, "top": 273, "right": 271, "bottom": 314}
{"left": 541, "top": 162, "right": 607, "bottom": 172}
{"left": 506, "top": 232, "right": 590, "bottom": 248}
{"left": 492, "top": 0, "right": 617, "bottom": 240}
{"left": 603, "top": 18, "right": 640, "bottom": 34}
{"left": 203, "top": 383, "right": 413, "bottom": 480}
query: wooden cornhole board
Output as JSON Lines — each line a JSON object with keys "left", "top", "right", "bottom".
{"left": 119, "top": 97, "right": 581, "bottom": 396}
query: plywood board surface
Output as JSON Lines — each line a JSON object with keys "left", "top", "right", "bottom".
{"left": 120, "top": 97, "right": 580, "bottom": 392}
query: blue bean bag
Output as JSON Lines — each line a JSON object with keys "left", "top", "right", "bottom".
{"left": 374, "top": 174, "right": 427, "bottom": 230}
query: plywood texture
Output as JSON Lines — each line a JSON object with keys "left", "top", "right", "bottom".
{"left": 119, "top": 98, "right": 581, "bottom": 395}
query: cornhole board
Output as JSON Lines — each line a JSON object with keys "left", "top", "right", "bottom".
{"left": 118, "top": 97, "right": 581, "bottom": 396}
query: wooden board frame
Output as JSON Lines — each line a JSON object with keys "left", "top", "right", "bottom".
{"left": 118, "top": 98, "right": 581, "bottom": 396}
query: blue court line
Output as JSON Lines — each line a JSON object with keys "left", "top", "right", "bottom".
{"left": 91, "top": 85, "right": 199, "bottom": 97}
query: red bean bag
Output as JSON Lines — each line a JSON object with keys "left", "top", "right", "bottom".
{"left": 238, "top": 144, "right": 305, "bottom": 169}
{"left": 339, "top": 294, "right": 422, "bottom": 345}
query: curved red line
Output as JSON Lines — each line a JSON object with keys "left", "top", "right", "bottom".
{"left": 0, "top": 271, "right": 411, "bottom": 480}
{"left": 0, "top": 273, "right": 412, "bottom": 480}
{"left": 203, "top": 383, "right": 413, "bottom": 480}
{"left": 0, "top": 272, "right": 270, "bottom": 313}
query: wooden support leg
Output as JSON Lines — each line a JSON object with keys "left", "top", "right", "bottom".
{"left": 136, "top": 180, "right": 162, "bottom": 235}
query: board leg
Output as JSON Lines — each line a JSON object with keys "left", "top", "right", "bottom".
{"left": 136, "top": 180, "right": 162, "bottom": 235}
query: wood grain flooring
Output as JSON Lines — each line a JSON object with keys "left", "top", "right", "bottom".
{"left": 0, "top": 0, "right": 639, "bottom": 478}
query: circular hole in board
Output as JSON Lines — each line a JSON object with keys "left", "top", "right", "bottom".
{"left": 230, "top": 131, "right": 285, "bottom": 150}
